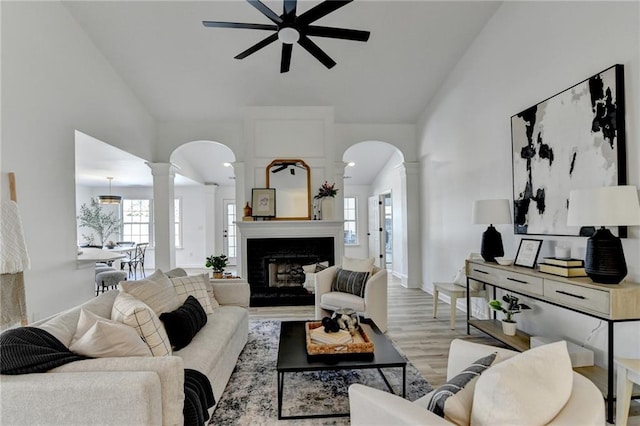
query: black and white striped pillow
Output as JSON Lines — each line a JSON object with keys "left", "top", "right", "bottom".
{"left": 331, "top": 268, "right": 370, "bottom": 297}
{"left": 427, "top": 352, "right": 497, "bottom": 421}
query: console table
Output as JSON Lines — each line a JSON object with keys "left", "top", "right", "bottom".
{"left": 465, "top": 259, "right": 640, "bottom": 423}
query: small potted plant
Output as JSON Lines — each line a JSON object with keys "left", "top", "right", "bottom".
{"left": 489, "top": 294, "right": 531, "bottom": 336}
{"left": 206, "top": 254, "right": 229, "bottom": 279}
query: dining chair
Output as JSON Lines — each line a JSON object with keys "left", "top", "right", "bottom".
{"left": 120, "top": 242, "right": 149, "bottom": 279}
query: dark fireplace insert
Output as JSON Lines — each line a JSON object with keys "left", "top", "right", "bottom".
{"left": 246, "top": 237, "right": 334, "bottom": 307}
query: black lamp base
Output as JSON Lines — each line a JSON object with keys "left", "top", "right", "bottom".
{"left": 481, "top": 225, "right": 504, "bottom": 262}
{"left": 585, "top": 227, "right": 627, "bottom": 284}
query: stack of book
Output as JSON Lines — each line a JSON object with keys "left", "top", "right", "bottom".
{"left": 538, "top": 258, "right": 587, "bottom": 277}
{"left": 309, "top": 327, "right": 353, "bottom": 345}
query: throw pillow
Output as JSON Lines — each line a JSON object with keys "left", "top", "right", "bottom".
{"left": 342, "top": 256, "right": 375, "bottom": 274}
{"left": 160, "top": 295, "right": 208, "bottom": 351}
{"left": 69, "top": 309, "right": 152, "bottom": 357}
{"left": 426, "top": 352, "right": 498, "bottom": 425}
{"left": 119, "top": 269, "right": 181, "bottom": 315}
{"left": 331, "top": 267, "right": 370, "bottom": 298}
{"left": 111, "top": 292, "right": 172, "bottom": 357}
{"left": 165, "top": 267, "right": 188, "bottom": 278}
{"left": 471, "top": 341, "right": 573, "bottom": 426}
{"left": 170, "top": 273, "right": 217, "bottom": 314}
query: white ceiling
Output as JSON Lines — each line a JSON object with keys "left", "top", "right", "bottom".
{"left": 68, "top": 0, "right": 500, "bottom": 187}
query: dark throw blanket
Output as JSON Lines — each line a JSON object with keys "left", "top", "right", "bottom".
{"left": 1, "top": 327, "right": 214, "bottom": 426}
{"left": 0, "top": 327, "right": 88, "bottom": 374}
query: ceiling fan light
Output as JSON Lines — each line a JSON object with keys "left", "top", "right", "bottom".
{"left": 278, "top": 27, "right": 299, "bottom": 44}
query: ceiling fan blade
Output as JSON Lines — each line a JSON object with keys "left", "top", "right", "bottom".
{"left": 271, "top": 165, "right": 288, "bottom": 173}
{"left": 246, "top": 0, "right": 283, "bottom": 24}
{"left": 280, "top": 43, "right": 293, "bottom": 73}
{"left": 202, "top": 21, "right": 277, "bottom": 31}
{"left": 297, "top": 0, "right": 352, "bottom": 25}
{"left": 234, "top": 33, "right": 278, "bottom": 60}
{"left": 306, "top": 25, "right": 370, "bottom": 42}
{"left": 283, "top": 0, "right": 297, "bottom": 17}
{"left": 298, "top": 35, "right": 336, "bottom": 69}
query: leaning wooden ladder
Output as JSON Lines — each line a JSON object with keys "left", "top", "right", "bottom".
{"left": 1, "top": 172, "right": 29, "bottom": 327}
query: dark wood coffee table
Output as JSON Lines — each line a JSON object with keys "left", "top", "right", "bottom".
{"left": 276, "top": 319, "right": 407, "bottom": 420}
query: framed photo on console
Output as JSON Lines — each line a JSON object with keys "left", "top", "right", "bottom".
{"left": 252, "top": 188, "right": 276, "bottom": 218}
{"left": 514, "top": 238, "right": 543, "bottom": 268}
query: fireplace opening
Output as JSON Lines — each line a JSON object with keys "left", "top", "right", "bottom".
{"left": 247, "top": 237, "right": 334, "bottom": 306}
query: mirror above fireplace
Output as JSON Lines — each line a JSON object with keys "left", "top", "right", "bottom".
{"left": 266, "top": 159, "right": 311, "bottom": 220}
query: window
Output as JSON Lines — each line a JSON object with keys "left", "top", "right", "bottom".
{"left": 344, "top": 197, "right": 358, "bottom": 245}
{"left": 121, "top": 198, "right": 182, "bottom": 248}
{"left": 174, "top": 198, "right": 182, "bottom": 249}
{"left": 122, "top": 199, "right": 151, "bottom": 244}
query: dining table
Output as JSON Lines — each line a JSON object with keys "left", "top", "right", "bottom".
{"left": 76, "top": 246, "right": 135, "bottom": 263}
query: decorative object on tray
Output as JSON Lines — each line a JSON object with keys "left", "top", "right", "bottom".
{"left": 305, "top": 321, "right": 373, "bottom": 355}
{"left": 514, "top": 238, "right": 542, "bottom": 268}
{"left": 205, "top": 253, "right": 228, "bottom": 279}
{"left": 511, "top": 64, "right": 626, "bottom": 237}
{"left": 489, "top": 294, "right": 531, "bottom": 336}
{"left": 331, "top": 307, "right": 359, "bottom": 335}
{"left": 538, "top": 258, "right": 587, "bottom": 278}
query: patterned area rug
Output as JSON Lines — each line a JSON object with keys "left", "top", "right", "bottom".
{"left": 210, "top": 320, "right": 432, "bottom": 425}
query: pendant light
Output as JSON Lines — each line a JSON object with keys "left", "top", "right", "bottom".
{"left": 98, "top": 177, "right": 122, "bottom": 205}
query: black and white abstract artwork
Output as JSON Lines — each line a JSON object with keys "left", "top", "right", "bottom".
{"left": 511, "top": 64, "right": 626, "bottom": 236}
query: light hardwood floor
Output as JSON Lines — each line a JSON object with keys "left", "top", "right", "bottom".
{"left": 248, "top": 273, "right": 639, "bottom": 424}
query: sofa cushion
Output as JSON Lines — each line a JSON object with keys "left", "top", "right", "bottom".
{"left": 111, "top": 292, "right": 172, "bottom": 357}
{"left": 331, "top": 268, "right": 370, "bottom": 298}
{"left": 427, "top": 352, "right": 497, "bottom": 425}
{"left": 471, "top": 341, "right": 573, "bottom": 426}
{"left": 321, "top": 291, "right": 366, "bottom": 312}
{"left": 69, "top": 309, "right": 152, "bottom": 357}
{"left": 160, "top": 295, "right": 208, "bottom": 351}
{"left": 119, "top": 270, "right": 180, "bottom": 315}
{"left": 170, "top": 274, "right": 217, "bottom": 314}
{"left": 342, "top": 256, "right": 375, "bottom": 274}
{"left": 173, "top": 306, "right": 246, "bottom": 375}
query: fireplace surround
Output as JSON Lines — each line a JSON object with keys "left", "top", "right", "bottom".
{"left": 236, "top": 221, "right": 344, "bottom": 306}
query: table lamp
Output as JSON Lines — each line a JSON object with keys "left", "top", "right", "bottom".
{"left": 472, "top": 199, "right": 512, "bottom": 262}
{"left": 567, "top": 185, "right": 640, "bottom": 284}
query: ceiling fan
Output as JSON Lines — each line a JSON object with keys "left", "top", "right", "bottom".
{"left": 203, "top": 0, "right": 370, "bottom": 73}
{"left": 271, "top": 160, "right": 305, "bottom": 173}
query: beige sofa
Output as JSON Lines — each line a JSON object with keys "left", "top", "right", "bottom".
{"left": 0, "top": 280, "right": 250, "bottom": 425}
{"left": 349, "top": 339, "right": 605, "bottom": 425}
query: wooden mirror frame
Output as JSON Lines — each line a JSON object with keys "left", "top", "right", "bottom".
{"left": 266, "top": 159, "right": 311, "bottom": 220}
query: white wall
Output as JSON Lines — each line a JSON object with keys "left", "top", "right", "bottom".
{"left": 418, "top": 2, "right": 640, "bottom": 363}
{"left": 1, "top": 1, "right": 156, "bottom": 321}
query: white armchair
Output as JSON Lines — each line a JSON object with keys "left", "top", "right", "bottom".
{"left": 349, "top": 339, "right": 605, "bottom": 425}
{"left": 314, "top": 265, "right": 388, "bottom": 332}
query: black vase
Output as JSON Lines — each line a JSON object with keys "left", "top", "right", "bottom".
{"left": 585, "top": 227, "right": 627, "bottom": 284}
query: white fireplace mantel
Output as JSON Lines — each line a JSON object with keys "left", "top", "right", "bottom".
{"left": 236, "top": 220, "right": 344, "bottom": 279}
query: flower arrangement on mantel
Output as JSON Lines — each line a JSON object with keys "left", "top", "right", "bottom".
{"left": 314, "top": 181, "right": 339, "bottom": 199}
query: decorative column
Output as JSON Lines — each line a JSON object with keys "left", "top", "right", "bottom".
{"left": 204, "top": 183, "right": 218, "bottom": 259}
{"left": 147, "top": 162, "right": 176, "bottom": 271}
{"left": 398, "top": 161, "right": 422, "bottom": 289}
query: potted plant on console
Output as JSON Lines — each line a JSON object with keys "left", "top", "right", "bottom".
{"left": 489, "top": 294, "right": 531, "bottom": 336}
{"left": 206, "top": 254, "right": 229, "bottom": 279}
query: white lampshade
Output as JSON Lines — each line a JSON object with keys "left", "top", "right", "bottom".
{"left": 472, "top": 199, "right": 512, "bottom": 225}
{"left": 567, "top": 185, "right": 640, "bottom": 227}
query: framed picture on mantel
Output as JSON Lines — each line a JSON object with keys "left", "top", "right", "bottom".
{"left": 252, "top": 188, "right": 276, "bottom": 218}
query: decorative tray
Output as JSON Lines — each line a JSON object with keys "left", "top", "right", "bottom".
{"left": 305, "top": 321, "right": 374, "bottom": 356}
